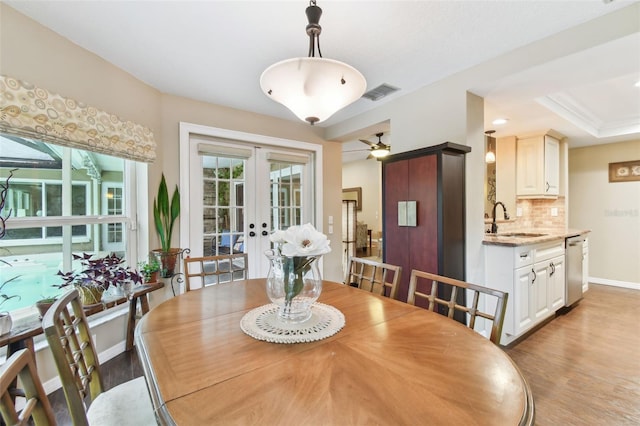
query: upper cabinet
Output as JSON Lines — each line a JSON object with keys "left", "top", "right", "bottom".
{"left": 516, "top": 134, "right": 560, "bottom": 198}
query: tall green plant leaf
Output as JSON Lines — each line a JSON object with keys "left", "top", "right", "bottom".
{"left": 168, "top": 186, "right": 180, "bottom": 248}
{"left": 153, "top": 174, "right": 180, "bottom": 252}
{"left": 153, "top": 199, "right": 166, "bottom": 250}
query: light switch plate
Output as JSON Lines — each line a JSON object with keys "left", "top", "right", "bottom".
{"left": 551, "top": 207, "right": 558, "bottom": 217}
{"left": 516, "top": 207, "right": 523, "bottom": 217}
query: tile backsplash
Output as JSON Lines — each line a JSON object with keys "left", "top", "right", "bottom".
{"left": 487, "top": 197, "right": 566, "bottom": 233}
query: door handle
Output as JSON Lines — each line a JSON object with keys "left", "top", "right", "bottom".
{"left": 531, "top": 268, "right": 536, "bottom": 284}
{"left": 546, "top": 181, "right": 550, "bottom": 192}
{"left": 549, "top": 262, "right": 555, "bottom": 276}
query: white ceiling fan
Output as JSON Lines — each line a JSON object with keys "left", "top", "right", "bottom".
{"left": 344, "top": 132, "right": 391, "bottom": 160}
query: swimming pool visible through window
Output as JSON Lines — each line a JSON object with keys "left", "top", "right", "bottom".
{"left": 0, "top": 134, "right": 139, "bottom": 312}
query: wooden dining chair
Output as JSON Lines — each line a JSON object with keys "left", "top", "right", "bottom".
{"left": 183, "top": 253, "right": 248, "bottom": 291}
{"left": 0, "top": 348, "right": 56, "bottom": 425}
{"left": 407, "top": 270, "right": 508, "bottom": 345}
{"left": 42, "top": 289, "right": 156, "bottom": 426}
{"left": 344, "top": 256, "right": 402, "bottom": 299}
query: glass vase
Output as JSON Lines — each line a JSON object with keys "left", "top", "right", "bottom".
{"left": 265, "top": 251, "right": 322, "bottom": 323}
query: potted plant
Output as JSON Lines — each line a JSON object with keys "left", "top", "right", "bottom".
{"left": 35, "top": 295, "right": 57, "bottom": 318}
{"left": 55, "top": 252, "right": 143, "bottom": 305}
{"left": 152, "top": 173, "right": 181, "bottom": 278}
{"left": 138, "top": 259, "right": 160, "bottom": 283}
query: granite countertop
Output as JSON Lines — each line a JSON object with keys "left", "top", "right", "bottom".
{"left": 483, "top": 228, "right": 590, "bottom": 247}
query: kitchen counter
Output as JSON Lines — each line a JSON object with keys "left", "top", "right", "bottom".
{"left": 483, "top": 228, "right": 590, "bottom": 247}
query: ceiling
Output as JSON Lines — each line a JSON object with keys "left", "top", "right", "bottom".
{"left": 5, "top": 0, "right": 640, "bottom": 163}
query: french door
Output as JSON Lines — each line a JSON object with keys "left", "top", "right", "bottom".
{"left": 182, "top": 129, "right": 317, "bottom": 279}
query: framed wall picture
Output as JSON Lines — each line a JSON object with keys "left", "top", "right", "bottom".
{"left": 609, "top": 160, "right": 640, "bottom": 183}
{"left": 342, "top": 187, "right": 362, "bottom": 211}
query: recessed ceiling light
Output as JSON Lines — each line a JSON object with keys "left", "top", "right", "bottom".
{"left": 492, "top": 118, "right": 509, "bottom": 125}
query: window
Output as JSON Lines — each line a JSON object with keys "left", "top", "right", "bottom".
{"left": 0, "top": 134, "right": 138, "bottom": 313}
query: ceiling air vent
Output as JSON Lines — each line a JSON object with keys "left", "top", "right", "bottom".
{"left": 362, "top": 84, "right": 400, "bottom": 101}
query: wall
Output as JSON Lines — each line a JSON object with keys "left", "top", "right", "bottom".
{"left": 325, "top": 5, "right": 638, "bottom": 289}
{"left": 0, "top": 3, "right": 345, "bottom": 391}
{"left": 157, "top": 95, "right": 344, "bottom": 282}
{"left": 342, "top": 159, "right": 382, "bottom": 236}
{"left": 569, "top": 140, "right": 640, "bottom": 287}
{"left": 0, "top": 5, "right": 344, "bottom": 283}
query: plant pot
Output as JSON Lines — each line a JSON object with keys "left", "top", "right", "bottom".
{"left": 152, "top": 248, "right": 182, "bottom": 278}
{"left": 36, "top": 299, "right": 56, "bottom": 318}
{"left": 146, "top": 271, "right": 159, "bottom": 284}
{"left": 0, "top": 312, "right": 12, "bottom": 336}
{"left": 76, "top": 285, "right": 105, "bottom": 305}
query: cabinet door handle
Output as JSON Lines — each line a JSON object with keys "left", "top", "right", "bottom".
{"left": 531, "top": 268, "right": 536, "bottom": 284}
{"left": 549, "top": 262, "right": 555, "bottom": 276}
{"left": 520, "top": 253, "right": 529, "bottom": 259}
{"left": 546, "top": 181, "right": 550, "bottom": 192}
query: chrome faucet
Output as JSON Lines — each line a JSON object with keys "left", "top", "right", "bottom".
{"left": 490, "top": 201, "right": 510, "bottom": 234}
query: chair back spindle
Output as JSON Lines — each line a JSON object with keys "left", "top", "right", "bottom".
{"left": 407, "top": 270, "right": 508, "bottom": 345}
{"left": 0, "top": 348, "right": 56, "bottom": 425}
{"left": 184, "top": 253, "right": 249, "bottom": 291}
{"left": 344, "top": 257, "right": 402, "bottom": 299}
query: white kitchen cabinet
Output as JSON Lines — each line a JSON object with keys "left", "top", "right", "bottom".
{"left": 548, "top": 254, "right": 565, "bottom": 311}
{"left": 513, "top": 265, "right": 536, "bottom": 334}
{"left": 516, "top": 134, "right": 560, "bottom": 198}
{"left": 485, "top": 239, "right": 565, "bottom": 345}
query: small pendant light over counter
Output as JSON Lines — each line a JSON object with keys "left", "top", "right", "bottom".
{"left": 485, "top": 130, "right": 496, "bottom": 164}
{"left": 260, "top": 1, "right": 367, "bottom": 125}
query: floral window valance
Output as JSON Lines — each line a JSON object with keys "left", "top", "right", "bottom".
{"left": 0, "top": 75, "right": 156, "bottom": 163}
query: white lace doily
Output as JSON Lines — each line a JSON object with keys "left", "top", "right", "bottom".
{"left": 240, "top": 303, "right": 345, "bottom": 344}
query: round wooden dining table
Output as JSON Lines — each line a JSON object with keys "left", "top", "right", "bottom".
{"left": 135, "top": 279, "right": 534, "bottom": 425}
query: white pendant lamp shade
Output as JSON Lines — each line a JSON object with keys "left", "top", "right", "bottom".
{"left": 485, "top": 130, "right": 496, "bottom": 163}
{"left": 260, "top": 1, "right": 366, "bottom": 125}
{"left": 485, "top": 151, "right": 496, "bottom": 164}
{"left": 261, "top": 57, "right": 366, "bottom": 125}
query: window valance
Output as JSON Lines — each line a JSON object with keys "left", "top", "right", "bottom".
{"left": 0, "top": 75, "right": 156, "bottom": 163}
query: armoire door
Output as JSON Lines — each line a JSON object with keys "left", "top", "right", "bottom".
{"left": 382, "top": 142, "right": 470, "bottom": 321}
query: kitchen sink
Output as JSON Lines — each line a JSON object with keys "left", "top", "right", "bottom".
{"left": 493, "top": 232, "right": 548, "bottom": 238}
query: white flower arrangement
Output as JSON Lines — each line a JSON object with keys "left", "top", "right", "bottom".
{"left": 269, "top": 223, "right": 331, "bottom": 257}
{"left": 268, "top": 223, "right": 331, "bottom": 307}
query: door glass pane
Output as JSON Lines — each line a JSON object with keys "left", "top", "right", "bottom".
{"left": 270, "top": 162, "right": 305, "bottom": 231}
{"left": 202, "top": 155, "right": 245, "bottom": 256}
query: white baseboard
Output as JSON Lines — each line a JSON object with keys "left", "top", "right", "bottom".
{"left": 42, "top": 340, "right": 126, "bottom": 395}
{"left": 590, "top": 276, "right": 640, "bottom": 290}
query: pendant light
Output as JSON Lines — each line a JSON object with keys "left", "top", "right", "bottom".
{"left": 485, "top": 130, "right": 496, "bottom": 164}
{"left": 260, "top": 1, "right": 367, "bottom": 125}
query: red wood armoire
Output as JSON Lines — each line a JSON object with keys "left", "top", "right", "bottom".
{"left": 382, "top": 142, "right": 471, "bottom": 309}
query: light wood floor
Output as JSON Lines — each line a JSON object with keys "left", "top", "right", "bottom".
{"left": 47, "top": 283, "right": 639, "bottom": 425}
{"left": 505, "top": 284, "right": 640, "bottom": 425}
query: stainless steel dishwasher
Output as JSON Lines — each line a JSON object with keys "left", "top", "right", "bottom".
{"left": 565, "top": 235, "right": 586, "bottom": 306}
